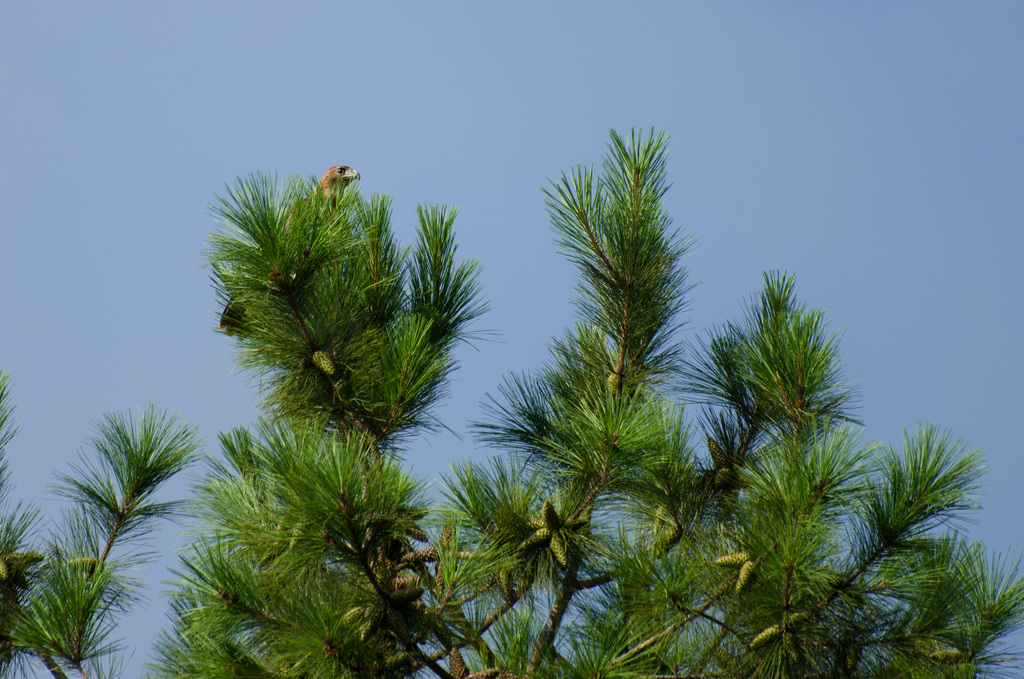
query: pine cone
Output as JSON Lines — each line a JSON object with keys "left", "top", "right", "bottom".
{"left": 930, "top": 649, "right": 966, "bottom": 665}
{"left": 736, "top": 560, "right": 757, "bottom": 592}
{"left": 67, "top": 557, "right": 98, "bottom": 576}
{"left": 498, "top": 569, "right": 515, "bottom": 603}
{"left": 713, "top": 466, "right": 738, "bottom": 489}
{"left": 654, "top": 526, "right": 682, "bottom": 555}
{"left": 449, "top": 647, "right": 468, "bottom": 679}
{"left": 7, "top": 552, "right": 41, "bottom": 568}
{"left": 714, "top": 552, "right": 750, "bottom": 567}
{"left": 359, "top": 615, "right": 380, "bottom": 642}
{"left": 750, "top": 624, "right": 781, "bottom": 649}
{"left": 549, "top": 531, "right": 569, "bottom": 568}
{"left": 787, "top": 610, "right": 811, "bottom": 627}
{"left": 405, "top": 524, "right": 428, "bottom": 542}
{"left": 541, "top": 500, "right": 560, "bottom": 531}
{"left": 386, "top": 608, "right": 410, "bottom": 640}
{"left": 391, "top": 584, "right": 424, "bottom": 606}
{"left": 342, "top": 607, "right": 363, "bottom": 626}
{"left": 391, "top": 575, "right": 418, "bottom": 589}
{"left": 434, "top": 562, "right": 445, "bottom": 590}
{"left": 401, "top": 546, "right": 438, "bottom": 567}
{"left": 311, "top": 350, "right": 336, "bottom": 377}
{"left": 707, "top": 436, "right": 727, "bottom": 467}
{"left": 383, "top": 653, "right": 409, "bottom": 671}
{"left": 519, "top": 527, "right": 552, "bottom": 551}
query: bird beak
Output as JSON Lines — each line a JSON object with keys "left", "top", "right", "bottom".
{"left": 345, "top": 169, "right": 360, "bottom": 181}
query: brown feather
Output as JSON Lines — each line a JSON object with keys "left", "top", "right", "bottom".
{"left": 318, "top": 165, "right": 360, "bottom": 197}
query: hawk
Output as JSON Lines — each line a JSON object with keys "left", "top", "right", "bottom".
{"left": 219, "top": 165, "right": 360, "bottom": 335}
{"left": 318, "top": 165, "right": 360, "bottom": 196}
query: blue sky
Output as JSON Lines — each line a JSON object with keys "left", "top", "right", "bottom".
{"left": 2, "top": 3, "right": 1023, "bottom": 675}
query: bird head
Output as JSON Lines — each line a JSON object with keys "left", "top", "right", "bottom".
{"left": 320, "top": 165, "right": 360, "bottom": 196}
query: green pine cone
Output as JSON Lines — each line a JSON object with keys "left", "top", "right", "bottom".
{"left": 707, "top": 436, "right": 727, "bottom": 467}
{"left": 395, "top": 574, "right": 419, "bottom": 589}
{"left": 784, "top": 632, "right": 800, "bottom": 664}
{"left": 655, "top": 526, "right": 682, "bottom": 554}
{"left": 342, "top": 607, "right": 363, "bottom": 627}
{"left": 715, "top": 552, "right": 750, "bottom": 567}
{"left": 930, "top": 649, "right": 966, "bottom": 665}
{"left": 7, "top": 552, "right": 43, "bottom": 568}
{"left": 68, "top": 557, "right": 98, "bottom": 576}
{"left": 565, "top": 517, "right": 588, "bottom": 531}
{"left": 386, "top": 608, "right": 410, "bottom": 640}
{"left": 542, "top": 500, "right": 560, "bottom": 531}
{"left": 520, "top": 527, "right": 552, "bottom": 551}
{"left": 383, "top": 653, "right": 409, "bottom": 671}
{"left": 405, "top": 524, "right": 428, "bottom": 542}
{"left": 370, "top": 603, "right": 386, "bottom": 626}
{"left": 359, "top": 619, "right": 378, "bottom": 642}
{"left": 750, "top": 624, "right": 781, "bottom": 649}
{"left": 736, "top": 560, "right": 757, "bottom": 592}
{"left": 550, "top": 531, "right": 569, "bottom": 568}
{"left": 787, "top": 610, "right": 811, "bottom": 627}
{"left": 606, "top": 372, "right": 620, "bottom": 393}
{"left": 391, "top": 585, "right": 424, "bottom": 606}
{"left": 311, "top": 350, "right": 336, "bottom": 377}
{"left": 434, "top": 563, "right": 445, "bottom": 590}
{"left": 499, "top": 569, "right": 515, "bottom": 603}
{"left": 449, "top": 647, "right": 468, "bottom": 679}
{"left": 714, "top": 466, "right": 737, "bottom": 489}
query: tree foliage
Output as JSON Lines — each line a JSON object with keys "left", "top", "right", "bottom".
{"left": 0, "top": 129, "right": 1021, "bottom": 679}
{"left": 207, "top": 174, "right": 485, "bottom": 455}
{"left": 156, "top": 129, "right": 1023, "bottom": 678}
{"left": 0, "top": 373, "right": 200, "bottom": 679}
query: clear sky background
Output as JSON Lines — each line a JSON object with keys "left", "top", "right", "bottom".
{"left": 2, "top": 2, "right": 1023, "bottom": 676}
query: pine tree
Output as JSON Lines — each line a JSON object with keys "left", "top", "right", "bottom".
{"left": 142, "top": 129, "right": 1023, "bottom": 679}
{"left": 0, "top": 373, "right": 201, "bottom": 679}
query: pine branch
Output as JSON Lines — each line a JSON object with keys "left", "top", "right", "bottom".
{"left": 614, "top": 290, "right": 632, "bottom": 392}
{"left": 37, "top": 652, "right": 69, "bottom": 679}
{"left": 575, "top": 203, "right": 625, "bottom": 288}
{"left": 527, "top": 567, "right": 578, "bottom": 672}
{"left": 478, "top": 594, "right": 520, "bottom": 637}
{"left": 608, "top": 621, "right": 682, "bottom": 672}
{"left": 578, "top": 573, "right": 612, "bottom": 590}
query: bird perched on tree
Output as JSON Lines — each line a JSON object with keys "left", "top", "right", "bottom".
{"left": 219, "top": 165, "right": 360, "bottom": 336}
{"left": 317, "top": 165, "right": 360, "bottom": 196}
